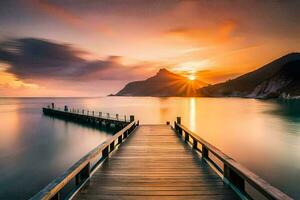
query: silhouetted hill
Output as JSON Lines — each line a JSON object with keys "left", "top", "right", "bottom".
{"left": 115, "top": 68, "right": 207, "bottom": 97}
{"left": 198, "top": 53, "right": 300, "bottom": 99}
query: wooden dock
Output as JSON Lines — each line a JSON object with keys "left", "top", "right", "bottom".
{"left": 31, "top": 106, "right": 293, "bottom": 200}
{"left": 74, "top": 125, "right": 239, "bottom": 200}
{"left": 43, "top": 106, "right": 133, "bottom": 132}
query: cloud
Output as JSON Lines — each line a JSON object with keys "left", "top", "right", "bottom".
{"left": 0, "top": 38, "right": 150, "bottom": 81}
{"left": 30, "top": 0, "right": 113, "bottom": 36}
{"left": 164, "top": 20, "right": 239, "bottom": 46}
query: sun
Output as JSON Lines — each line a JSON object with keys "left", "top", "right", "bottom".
{"left": 188, "top": 75, "right": 196, "bottom": 81}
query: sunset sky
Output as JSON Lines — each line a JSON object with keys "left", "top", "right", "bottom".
{"left": 1, "top": 0, "right": 300, "bottom": 96}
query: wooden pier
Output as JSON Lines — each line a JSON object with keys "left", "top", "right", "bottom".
{"left": 31, "top": 107, "right": 293, "bottom": 200}
{"left": 74, "top": 125, "right": 239, "bottom": 200}
{"left": 43, "top": 106, "right": 133, "bottom": 132}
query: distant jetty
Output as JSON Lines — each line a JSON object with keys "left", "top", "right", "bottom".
{"left": 43, "top": 103, "right": 134, "bottom": 132}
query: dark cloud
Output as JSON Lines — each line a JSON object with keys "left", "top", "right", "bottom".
{"left": 0, "top": 38, "right": 148, "bottom": 81}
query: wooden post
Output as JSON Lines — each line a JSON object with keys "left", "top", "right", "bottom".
{"left": 110, "top": 141, "right": 115, "bottom": 152}
{"left": 102, "top": 146, "right": 109, "bottom": 158}
{"left": 118, "top": 135, "right": 122, "bottom": 144}
{"left": 64, "top": 105, "right": 68, "bottom": 112}
{"left": 107, "top": 113, "right": 110, "bottom": 119}
{"left": 124, "top": 115, "right": 126, "bottom": 122}
{"left": 92, "top": 111, "right": 94, "bottom": 116}
{"left": 75, "top": 163, "right": 90, "bottom": 187}
{"left": 202, "top": 146, "right": 209, "bottom": 159}
{"left": 224, "top": 164, "right": 245, "bottom": 192}
{"left": 176, "top": 116, "right": 181, "bottom": 124}
{"left": 185, "top": 131, "right": 189, "bottom": 142}
{"left": 50, "top": 192, "right": 60, "bottom": 200}
{"left": 193, "top": 139, "right": 197, "bottom": 149}
{"left": 82, "top": 109, "right": 84, "bottom": 114}
{"left": 130, "top": 115, "right": 135, "bottom": 122}
{"left": 116, "top": 114, "right": 119, "bottom": 120}
{"left": 99, "top": 112, "right": 102, "bottom": 117}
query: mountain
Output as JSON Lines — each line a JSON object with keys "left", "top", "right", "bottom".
{"left": 198, "top": 53, "right": 300, "bottom": 99}
{"left": 115, "top": 68, "right": 207, "bottom": 97}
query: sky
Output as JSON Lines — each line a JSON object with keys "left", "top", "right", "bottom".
{"left": 0, "top": 0, "right": 300, "bottom": 97}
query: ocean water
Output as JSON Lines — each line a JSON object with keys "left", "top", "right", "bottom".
{"left": 0, "top": 97, "right": 299, "bottom": 199}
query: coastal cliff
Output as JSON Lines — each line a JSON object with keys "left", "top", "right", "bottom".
{"left": 198, "top": 53, "right": 300, "bottom": 99}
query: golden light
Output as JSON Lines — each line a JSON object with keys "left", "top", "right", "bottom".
{"left": 188, "top": 75, "right": 196, "bottom": 81}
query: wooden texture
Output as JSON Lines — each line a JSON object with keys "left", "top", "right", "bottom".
{"left": 74, "top": 125, "right": 239, "bottom": 200}
{"left": 175, "top": 123, "right": 293, "bottom": 200}
{"left": 30, "top": 121, "right": 137, "bottom": 200}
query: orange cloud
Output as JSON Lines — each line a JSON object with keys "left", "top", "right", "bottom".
{"left": 0, "top": 71, "right": 40, "bottom": 89}
{"left": 164, "top": 20, "right": 238, "bottom": 46}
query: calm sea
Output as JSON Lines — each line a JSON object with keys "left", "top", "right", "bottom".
{"left": 0, "top": 97, "right": 299, "bottom": 199}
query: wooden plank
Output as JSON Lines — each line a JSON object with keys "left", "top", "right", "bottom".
{"left": 30, "top": 121, "right": 137, "bottom": 200}
{"left": 175, "top": 122, "right": 293, "bottom": 200}
{"left": 73, "top": 125, "right": 239, "bottom": 199}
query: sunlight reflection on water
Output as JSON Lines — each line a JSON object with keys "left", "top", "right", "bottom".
{"left": 0, "top": 97, "right": 300, "bottom": 199}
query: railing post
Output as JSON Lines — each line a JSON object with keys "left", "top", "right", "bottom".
{"left": 51, "top": 102, "right": 55, "bottom": 109}
{"left": 124, "top": 115, "right": 126, "bottom": 122}
{"left": 193, "top": 138, "right": 197, "bottom": 149}
{"left": 92, "top": 111, "right": 94, "bottom": 116}
{"left": 184, "top": 131, "right": 189, "bottom": 142}
{"left": 130, "top": 115, "right": 135, "bottom": 122}
{"left": 178, "top": 127, "right": 183, "bottom": 135}
{"left": 107, "top": 113, "right": 110, "bottom": 119}
{"left": 75, "top": 163, "right": 90, "bottom": 187}
{"left": 50, "top": 192, "right": 60, "bottom": 200}
{"left": 202, "top": 146, "right": 209, "bottom": 159}
{"left": 224, "top": 164, "right": 245, "bottom": 193}
{"left": 116, "top": 114, "right": 119, "bottom": 120}
{"left": 99, "top": 112, "right": 102, "bottom": 117}
{"left": 118, "top": 135, "right": 122, "bottom": 144}
{"left": 102, "top": 146, "right": 109, "bottom": 158}
{"left": 110, "top": 141, "right": 115, "bottom": 152}
{"left": 82, "top": 109, "right": 84, "bottom": 114}
{"left": 64, "top": 105, "right": 68, "bottom": 112}
{"left": 176, "top": 116, "right": 181, "bottom": 125}
{"left": 176, "top": 117, "right": 182, "bottom": 135}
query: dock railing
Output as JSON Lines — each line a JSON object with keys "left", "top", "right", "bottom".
{"left": 45, "top": 104, "right": 132, "bottom": 123}
{"left": 30, "top": 120, "right": 139, "bottom": 200}
{"left": 173, "top": 118, "right": 292, "bottom": 200}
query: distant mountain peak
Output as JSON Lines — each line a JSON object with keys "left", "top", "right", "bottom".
{"left": 158, "top": 68, "right": 168, "bottom": 73}
{"left": 157, "top": 68, "right": 173, "bottom": 76}
{"left": 115, "top": 68, "right": 207, "bottom": 97}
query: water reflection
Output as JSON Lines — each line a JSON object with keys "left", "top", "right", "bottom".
{"left": 0, "top": 98, "right": 113, "bottom": 199}
{"left": 1, "top": 97, "right": 300, "bottom": 199}
{"left": 267, "top": 99, "right": 300, "bottom": 123}
{"left": 189, "top": 98, "right": 196, "bottom": 130}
